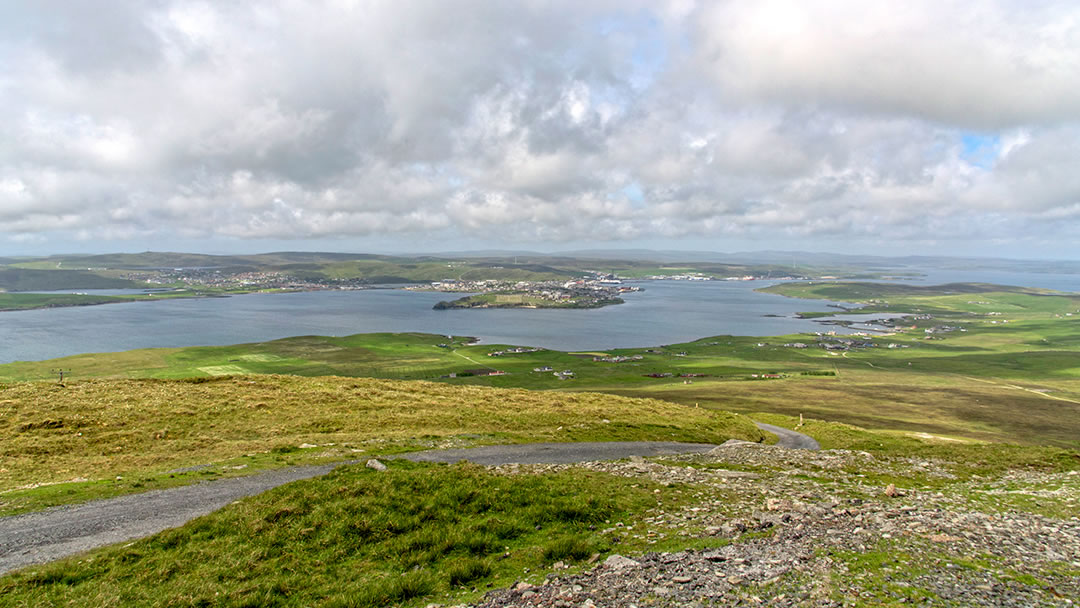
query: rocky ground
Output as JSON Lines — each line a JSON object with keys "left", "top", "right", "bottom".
{"left": 456, "top": 441, "right": 1080, "bottom": 607}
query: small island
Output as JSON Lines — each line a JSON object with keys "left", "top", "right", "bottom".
{"left": 434, "top": 291, "right": 624, "bottom": 310}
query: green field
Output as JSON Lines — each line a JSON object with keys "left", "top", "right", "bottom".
{"left": 6, "top": 280, "right": 1078, "bottom": 446}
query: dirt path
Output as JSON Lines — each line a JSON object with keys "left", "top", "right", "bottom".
{"left": 754, "top": 422, "right": 821, "bottom": 450}
{"left": 0, "top": 426, "right": 819, "bottom": 575}
{"left": 961, "top": 375, "right": 1080, "bottom": 405}
{"left": 451, "top": 349, "right": 495, "bottom": 369}
{"left": 0, "top": 464, "right": 346, "bottom": 575}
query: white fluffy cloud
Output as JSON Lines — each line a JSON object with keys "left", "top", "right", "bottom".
{"left": 1, "top": 0, "right": 1078, "bottom": 255}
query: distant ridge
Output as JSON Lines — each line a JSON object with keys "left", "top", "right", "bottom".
{"left": 9, "top": 250, "right": 1080, "bottom": 275}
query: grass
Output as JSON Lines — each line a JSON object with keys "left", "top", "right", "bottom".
{"left": 0, "top": 292, "right": 130, "bottom": 311}
{"left": 747, "top": 413, "right": 1079, "bottom": 475}
{"left": 4, "top": 281, "right": 1080, "bottom": 446}
{"left": 0, "top": 287, "right": 281, "bottom": 312}
{"left": 0, "top": 461, "right": 678, "bottom": 607}
{"left": 0, "top": 268, "right": 144, "bottom": 292}
{"left": 759, "top": 281, "right": 1079, "bottom": 316}
{"left": 0, "top": 374, "right": 763, "bottom": 513}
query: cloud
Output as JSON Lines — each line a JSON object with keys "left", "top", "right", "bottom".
{"left": 0, "top": 0, "right": 1079, "bottom": 256}
{"left": 688, "top": 0, "right": 1080, "bottom": 128}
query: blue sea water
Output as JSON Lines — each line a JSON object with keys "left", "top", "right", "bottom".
{"left": 1, "top": 268, "right": 1075, "bottom": 364}
{"left": 0, "top": 280, "right": 854, "bottom": 363}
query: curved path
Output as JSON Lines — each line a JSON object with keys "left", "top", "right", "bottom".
{"left": 0, "top": 425, "right": 817, "bottom": 575}
{"left": 0, "top": 464, "right": 345, "bottom": 576}
{"left": 755, "top": 422, "right": 821, "bottom": 450}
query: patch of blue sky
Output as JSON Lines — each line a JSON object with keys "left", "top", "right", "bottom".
{"left": 608, "top": 182, "right": 646, "bottom": 207}
{"left": 960, "top": 132, "right": 1001, "bottom": 169}
{"left": 592, "top": 9, "right": 668, "bottom": 92}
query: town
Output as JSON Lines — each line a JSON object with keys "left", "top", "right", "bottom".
{"left": 421, "top": 276, "right": 642, "bottom": 309}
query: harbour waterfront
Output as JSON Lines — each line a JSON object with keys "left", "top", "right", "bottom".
{"left": 1, "top": 280, "right": 858, "bottom": 363}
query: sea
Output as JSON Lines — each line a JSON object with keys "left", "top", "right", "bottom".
{"left": 1, "top": 270, "right": 1076, "bottom": 364}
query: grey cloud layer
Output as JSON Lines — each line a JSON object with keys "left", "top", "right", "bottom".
{"left": 1, "top": 0, "right": 1078, "bottom": 250}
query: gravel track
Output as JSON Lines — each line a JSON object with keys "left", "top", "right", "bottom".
{"left": 0, "top": 424, "right": 818, "bottom": 575}
{"left": 0, "top": 464, "right": 347, "bottom": 575}
{"left": 755, "top": 421, "right": 821, "bottom": 450}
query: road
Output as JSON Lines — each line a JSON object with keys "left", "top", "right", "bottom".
{"left": 0, "top": 425, "right": 818, "bottom": 575}
{"left": 0, "top": 464, "right": 345, "bottom": 575}
{"left": 754, "top": 422, "right": 821, "bottom": 450}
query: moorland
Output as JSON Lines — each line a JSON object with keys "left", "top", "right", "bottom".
{"left": 0, "top": 259, "right": 1078, "bottom": 607}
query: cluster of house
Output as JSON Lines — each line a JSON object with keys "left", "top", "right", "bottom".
{"left": 592, "top": 354, "right": 644, "bottom": 363}
{"left": 418, "top": 278, "right": 638, "bottom": 305}
{"left": 530, "top": 366, "right": 575, "bottom": 380}
{"left": 819, "top": 338, "right": 876, "bottom": 351}
{"left": 487, "top": 347, "right": 543, "bottom": 357}
{"left": 646, "top": 273, "right": 714, "bottom": 280}
{"left": 780, "top": 338, "right": 877, "bottom": 351}
{"left": 127, "top": 268, "right": 370, "bottom": 291}
{"left": 925, "top": 325, "right": 965, "bottom": 334}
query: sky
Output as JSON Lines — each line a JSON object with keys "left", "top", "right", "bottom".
{"left": 1, "top": 1, "right": 1079, "bottom": 259}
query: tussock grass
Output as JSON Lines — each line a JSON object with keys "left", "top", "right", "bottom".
{"left": 0, "top": 462, "right": 667, "bottom": 607}
{"left": 749, "top": 412, "right": 1079, "bottom": 475}
{"left": 0, "top": 374, "right": 761, "bottom": 496}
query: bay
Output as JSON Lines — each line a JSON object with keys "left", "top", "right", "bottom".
{"left": 0, "top": 281, "right": 855, "bottom": 363}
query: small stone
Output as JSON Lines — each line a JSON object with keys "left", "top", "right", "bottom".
{"left": 514, "top": 582, "right": 534, "bottom": 591}
{"left": 604, "top": 554, "right": 641, "bottom": 570}
{"left": 727, "top": 576, "right": 745, "bottom": 585}
{"left": 885, "top": 483, "right": 900, "bottom": 497}
{"left": 299, "top": 443, "right": 317, "bottom": 449}
{"left": 365, "top": 458, "right": 387, "bottom": 471}
{"left": 673, "top": 575, "right": 694, "bottom": 584}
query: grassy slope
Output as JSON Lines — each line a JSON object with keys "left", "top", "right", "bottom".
{"left": 0, "top": 287, "right": 275, "bottom": 312}
{"left": 0, "top": 293, "right": 129, "bottom": 311}
{"left": 0, "top": 374, "right": 761, "bottom": 513}
{"left": 0, "top": 268, "right": 145, "bottom": 291}
{"left": 0, "top": 462, "right": 682, "bottom": 607}
{"left": 1, "top": 420, "right": 1075, "bottom": 608}
{"left": 5, "top": 289, "right": 1078, "bottom": 446}
{"left": 1, "top": 281, "right": 1077, "bottom": 606}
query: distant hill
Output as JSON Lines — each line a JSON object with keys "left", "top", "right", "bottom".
{"left": 0, "top": 268, "right": 144, "bottom": 292}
